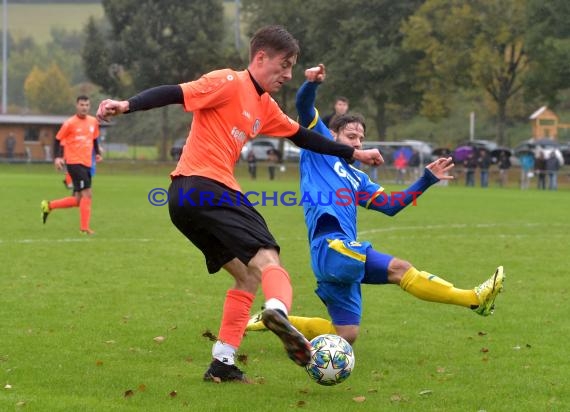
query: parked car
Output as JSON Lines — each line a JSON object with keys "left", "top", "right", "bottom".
{"left": 170, "top": 138, "right": 186, "bottom": 160}
{"left": 240, "top": 137, "right": 300, "bottom": 161}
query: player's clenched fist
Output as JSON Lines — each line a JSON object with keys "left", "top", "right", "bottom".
{"left": 304, "top": 64, "right": 326, "bottom": 83}
{"left": 96, "top": 99, "right": 129, "bottom": 122}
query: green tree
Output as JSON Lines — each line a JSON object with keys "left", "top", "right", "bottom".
{"left": 402, "top": 0, "right": 529, "bottom": 144}
{"left": 83, "top": 0, "right": 231, "bottom": 160}
{"left": 242, "top": 0, "right": 423, "bottom": 139}
{"left": 525, "top": 0, "right": 570, "bottom": 106}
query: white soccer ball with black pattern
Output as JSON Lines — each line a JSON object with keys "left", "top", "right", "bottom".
{"left": 305, "top": 334, "right": 355, "bottom": 386}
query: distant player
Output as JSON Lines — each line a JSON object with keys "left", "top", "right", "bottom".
{"left": 247, "top": 64, "right": 505, "bottom": 344}
{"left": 41, "top": 95, "right": 102, "bottom": 235}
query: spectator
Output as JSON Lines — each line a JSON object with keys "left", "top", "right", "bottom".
{"left": 519, "top": 152, "right": 535, "bottom": 190}
{"left": 535, "top": 151, "right": 547, "bottom": 190}
{"left": 246, "top": 150, "right": 257, "bottom": 179}
{"left": 464, "top": 152, "right": 477, "bottom": 187}
{"left": 394, "top": 151, "right": 408, "bottom": 184}
{"left": 267, "top": 148, "right": 281, "bottom": 180}
{"left": 322, "top": 96, "right": 349, "bottom": 127}
{"left": 408, "top": 149, "right": 421, "bottom": 180}
{"left": 545, "top": 150, "right": 562, "bottom": 191}
{"left": 477, "top": 149, "right": 491, "bottom": 188}
{"left": 497, "top": 152, "right": 511, "bottom": 187}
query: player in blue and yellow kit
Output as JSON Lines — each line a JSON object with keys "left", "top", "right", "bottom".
{"left": 248, "top": 65, "right": 505, "bottom": 344}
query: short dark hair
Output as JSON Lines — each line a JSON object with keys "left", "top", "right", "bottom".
{"left": 76, "top": 95, "right": 89, "bottom": 102}
{"left": 335, "top": 96, "right": 349, "bottom": 104}
{"left": 249, "top": 25, "right": 300, "bottom": 61}
{"left": 329, "top": 113, "right": 366, "bottom": 134}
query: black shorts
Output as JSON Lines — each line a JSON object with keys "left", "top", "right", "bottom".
{"left": 66, "top": 164, "right": 92, "bottom": 192}
{"left": 168, "top": 175, "right": 280, "bottom": 273}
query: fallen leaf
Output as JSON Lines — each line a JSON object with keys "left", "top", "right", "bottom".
{"left": 4, "top": 384, "right": 12, "bottom": 389}
{"left": 138, "top": 384, "right": 146, "bottom": 392}
{"left": 513, "top": 345, "right": 521, "bottom": 350}
{"left": 526, "top": 344, "right": 532, "bottom": 348}
{"left": 236, "top": 353, "right": 248, "bottom": 365}
{"left": 153, "top": 336, "right": 166, "bottom": 343}
{"left": 367, "top": 388, "right": 378, "bottom": 393}
{"left": 202, "top": 330, "right": 218, "bottom": 341}
{"left": 478, "top": 331, "right": 487, "bottom": 336}
{"left": 390, "top": 394, "right": 402, "bottom": 402}
{"left": 16, "top": 401, "right": 26, "bottom": 407}
{"left": 352, "top": 396, "right": 366, "bottom": 403}
{"left": 296, "top": 400, "right": 306, "bottom": 407}
{"left": 481, "top": 347, "right": 489, "bottom": 353}
{"left": 104, "top": 340, "right": 116, "bottom": 345}
{"left": 124, "top": 389, "right": 135, "bottom": 398}
{"left": 95, "top": 360, "right": 103, "bottom": 366}
{"left": 169, "top": 391, "right": 177, "bottom": 398}
{"left": 419, "top": 389, "right": 433, "bottom": 396}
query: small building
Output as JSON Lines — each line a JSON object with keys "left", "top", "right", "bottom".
{"left": 529, "top": 106, "right": 570, "bottom": 140}
{"left": 0, "top": 114, "right": 109, "bottom": 162}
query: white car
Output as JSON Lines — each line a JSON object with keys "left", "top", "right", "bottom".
{"left": 241, "top": 137, "right": 300, "bottom": 161}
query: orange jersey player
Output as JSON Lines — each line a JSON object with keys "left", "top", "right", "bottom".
{"left": 41, "top": 95, "right": 102, "bottom": 234}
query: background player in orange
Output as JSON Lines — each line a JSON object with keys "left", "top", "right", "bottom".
{"left": 41, "top": 95, "right": 102, "bottom": 234}
{"left": 97, "top": 25, "right": 382, "bottom": 382}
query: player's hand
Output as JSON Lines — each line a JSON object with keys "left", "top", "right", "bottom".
{"left": 353, "top": 148, "right": 384, "bottom": 166}
{"left": 305, "top": 64, "right": 326, "bottom": 83}
{"left": 95, "top": 154, "right": 103, "bottom": 163}
{"left": 96, "top": 99, "right": 129, "bottom": 122}
{"left": 54, "top": 157, "right": 65, "bottom": 171}
{"left": 426, "top": 157, "right": 454, "bottom": 180}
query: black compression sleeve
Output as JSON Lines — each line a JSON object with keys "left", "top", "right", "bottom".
{"left": 127, "top": 85, "right": 184, "bottom": 112}
{"left": 288, "top": 126, "right": 355, "bottom": 159}
{"left": 93, "top": 138, "right": 100, "bottom": 156}
{"left": 54, "top": 139, "right": 63, "bottom": 158}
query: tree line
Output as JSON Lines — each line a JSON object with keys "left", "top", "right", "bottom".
{"left": 6, "top": 0, "right": 570, "bottom": 159}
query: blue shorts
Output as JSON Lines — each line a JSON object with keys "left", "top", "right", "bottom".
{"left": 310, "top": 233, "right": 393, "bottom": 326}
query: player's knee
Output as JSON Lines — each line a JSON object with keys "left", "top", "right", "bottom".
{"left": 335, "top": 325, "right": 359, "bottom": 345}
{"left": 248, "top": 247, "right": 281, "bottom": 271}
{"left": 387, "top": 258, "right": 412, "bottom": 284}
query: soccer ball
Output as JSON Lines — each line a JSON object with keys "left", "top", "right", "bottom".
{"left": 305, "top": 334, "right": 355, "bottom": 386}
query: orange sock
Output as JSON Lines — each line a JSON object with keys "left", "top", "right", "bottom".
{"left": 49, "top": 196, "right": 79, "bottom": 209}
{"left": 218, "top": 289, "right": 255, "bottom": 348}
{"left": 261, "top": 265, "right": 292, "bottom": 312}
{"left": 79, "top": 197, "right": 92, "bottom": 231}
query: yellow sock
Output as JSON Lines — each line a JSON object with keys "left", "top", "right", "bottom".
{"left": 400, "top": 267, "right": 478, "bottom": 308}
{"left": 288, "top": 316, "right": 336, "bottom": 341}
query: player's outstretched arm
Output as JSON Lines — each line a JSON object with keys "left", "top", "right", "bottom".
{"left": 97, "top": 85, "right": 184, "bottom": 122}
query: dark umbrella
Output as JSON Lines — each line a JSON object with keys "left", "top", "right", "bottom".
{"left": 452, "top": 145, "right": 474, "bottom": 162}
{"left": 491, "top": 147, "right": 512, "bottom": 158}
{"left": 432, "top": 147, "right": 452, "bottom": 157}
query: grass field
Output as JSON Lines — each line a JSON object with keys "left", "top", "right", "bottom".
{"left": 1, "top": 162, "right": 569, "bottom": 411}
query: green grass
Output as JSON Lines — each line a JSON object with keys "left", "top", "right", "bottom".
{"left": 1, "top": 162, "right": 569, "bottom": 411}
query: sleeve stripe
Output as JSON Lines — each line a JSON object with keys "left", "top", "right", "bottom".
{"left": 365, "top": 188, "right": 385, "bottom": 209}
{"left": 307, "top": 108, "right": 320, "bottom": 130}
